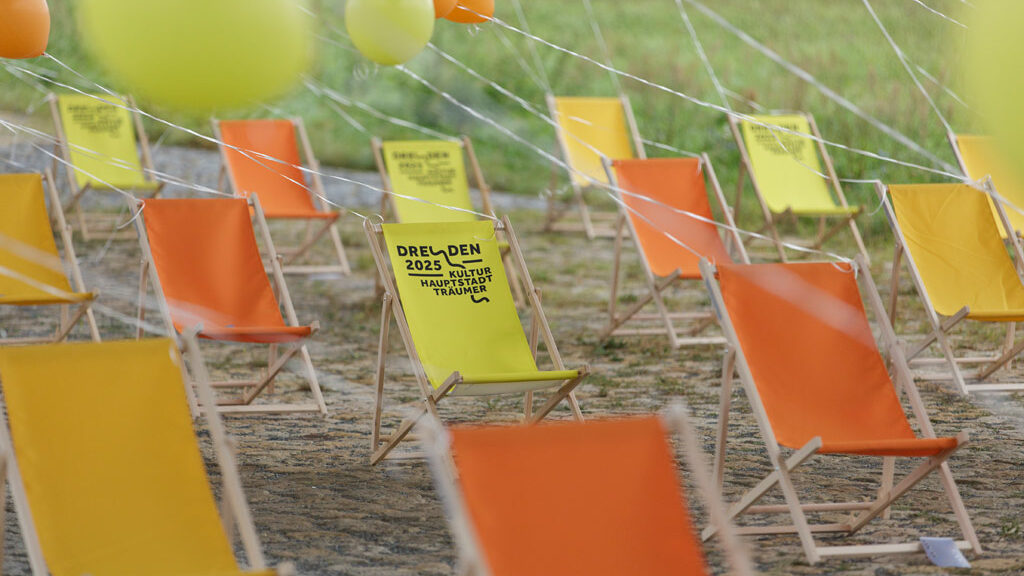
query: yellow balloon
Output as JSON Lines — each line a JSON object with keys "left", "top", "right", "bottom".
{"left": 967, "top": 0, "right": 1024, "bottom": 180}
{"left": 76, "top": 0, "right": 313, "bottom": 112}
{"left": 346, "top": 0, "right": 434, "bottom": 66}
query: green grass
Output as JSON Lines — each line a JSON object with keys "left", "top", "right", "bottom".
{"left": 1, "top": 0, "right": 975, "bottom": 242}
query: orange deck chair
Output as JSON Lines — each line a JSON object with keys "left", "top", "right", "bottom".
{"left": 371, "top": 136, "right": 524, "bottom": 303}
{"left": 0, "top": 336, "right": 291, "bottom": 575}
{"left": 0, "top": 171, "right": 99, "bottom": 344}
{"left": 729, "top": 113, "right": 869, "bottom": 262}
{"left": 601, "top": 156, "right": 749, "bottom": 347}
{"left": 214, "top": 118, "right": 350, "bottom": 276}
{"left": 546, "top": 94, "right": 645, "bottom": 239}
{"left": 878, "top": 181, "right": 1024, "bottom": 393}
{"left": 948, "top": 132, "right": 1024, "bottom": 238}
{"left": 422, "top": 404, "right": 755, "bottom": 576}
{"left": 364, "top": 217, "right": 587, "bottom": 465}
{"left": 700, "top": 258, "right": 979, "bottom": 563}
{"left": 135, "top": 196, "right": 326, "bottom": 415}
{"left": 49, "top": 92, "right": 162, "bottom": 240}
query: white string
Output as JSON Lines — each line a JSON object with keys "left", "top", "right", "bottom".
{"left": 910, "top": 0, "right": 968, "bottom": 28}
{"left": 579, "top": 0, "right": 624, "bottom": 95}
{"left": 506, "top": 0, "right": 552, "bottom": 93}
{"left": 674, "top": 0, "right": 731, "bottom": 111}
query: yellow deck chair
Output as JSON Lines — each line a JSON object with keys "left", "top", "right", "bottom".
{"left": 948, "top": 132, "right": 1024, "bottom": 238}
{"left": 49, "top": 92, "right": 162, "bottom": 240}
{"left": 729, "top": 113, "right": 868, "bottom": 261}
{"left": 0, "top": 337, "right": 291, "bottom": 575}
{"left": 372, "top": 136, "right": 524, "bottom": 302}
{"left": 0, "top": 171, "right": 99, "bottom": 344}
{"left": 878, "top": 181, "right": 1024, "bottom": 393}
{"left": 601, "top": 155, "right": 749, "bottom": 347}
{"left": 547, "top": 94, "right": 645, "bottom": 239}
{"left": 364, "top": 217, "right": 587, "bottom": 465}
{"left": 421, "top": 404, "right": 756, "bottom": 576}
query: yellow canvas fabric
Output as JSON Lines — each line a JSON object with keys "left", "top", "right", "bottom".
{"left": 0, "top": 173, "right": 89, "bottom": 305}
{"left": 57, "top": 94, "right": 156, "bottom": 190}
{"left": 890, "top": 183, "right": 1024, "bottom": 320}
{"left": 740, "top": 114, "right": 856, "bottom": 215}
{"left": 955, "top": 134, "right": 1024, "bottom": 237}
{"left": 0, "top": 339, "right": 249, "bottom": 576}
{"left": 381, "top": 140, "right": 477, "bottom": 223}
{"left": 553, "top": 97, "right": 635, "bottom": 186}
{"left": 383, "top": 221, "right": 576, "bottom": 395}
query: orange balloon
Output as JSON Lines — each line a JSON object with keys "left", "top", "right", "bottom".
{"left": 444, "top": 0, "right": 493, "bottom": 24}
{"left": 0, "top": 0, "right": 49, "bottom": 59}
{"left": 434, "top": 0, "right": 457, "bottom": 18}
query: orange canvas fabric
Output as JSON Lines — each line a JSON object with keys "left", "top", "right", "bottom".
{"left": 142, "top": 198, "right": 310, "bottom": 343}
{"left": 450, "top": 417, "right": 708, "bottom": 576}
{"left": 613, "top": 158, "right": 733, "bottom": 278}
{"left": 218, "top": 119, "right": 334, "bottom": 219}
{"left": 717, "top": 262, "right": 955, "bottom": 456}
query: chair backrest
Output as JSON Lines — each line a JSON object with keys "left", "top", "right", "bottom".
{"left": 0, "top": 173, "right": 74, "bottom": 303}
{"left": 612, "top": 158, "right": 732, "bottom": 278}
{"left": 889, "top": 183, "right": 1024, "bottom": 317}
{"left": 715, "top": 262, "right": 916, "bottom": 450}
{"left": 379, "top": 139, "right": 477, "bottom": 223}
{"left": 55, "top": 93, "right": 149, "bottom": 189}
{"left": 217, "top": 119, "right": 320, "bottom": 216}
{"left": 449, "top": 416, "right": 709, "bottom": 576}
{"left": 0, "top": 339, "right": 239, "bottom": 575}
{"left": 552, "top": 96, "right": 635, "bottom": 186}
{"left": 953, "top": 134, "right": 1024, "bottom": 237}
{"left": 142, "top": 198, "right": 287, "bottom": 332}
{"left": 738, "top": 114, "right": 838, "bottom": 213}
{"left": 382, "top": 221, "right": 535, "bottom": 387}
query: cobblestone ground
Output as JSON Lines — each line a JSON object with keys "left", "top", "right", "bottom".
{"left": 1, "top": 143, "right": 1024, "bottom": 575}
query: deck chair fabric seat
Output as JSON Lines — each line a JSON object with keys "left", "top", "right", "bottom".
{"left": 426, "top": 407, "right": 755, "bottom": 576}
{"left": 601, "top": 156, "right": 748, "bottom": 348}
{"left": 702, "top": 258, "right": 980, "bottom": 563}
{"left": 365, "top": 217, "right": 585, "bottom": 464}
{"left": 0, "top": 339, "right": 279, "bottom": 576}
{"left": 215, "top": 118, "right": 350, "bottom": 276}
{"left": 730, "top": 113, "right": 868, "bottom": 261}
{"left": 136, "top": 197, "right": 326, "bottom": 415}
{"left": 951, "top": 133, "right": 1024, "bottom": 237}
{"left": 0, "top": 172, "right": 99, "bottom": 342}
{"left": 546, "top": 95, "right": 645, "bottom": 239}
{"left": 142, "top": 198, "right": 313, "bottom": 343}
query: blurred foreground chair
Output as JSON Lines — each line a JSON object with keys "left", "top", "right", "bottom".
{"left": 879, "top": 181, "right": 1024, "bottom": 393}
{"left": 214, "top": 118, "right": 350, "bottom": 276}
{"left": 546, "top": 94, "right": 645, "bottom": 239}
{"left": 701, "top": 258, "right": 980, "bottom": 563}
{"left": 49, "top": 92, "right": 162, "bottom": 240}
{"left": 0, "top": 171, "right": 99, "bottom": 344}
{"left": 364, "top": 218, "right": 586, "bottom": 465}
{"left": 135, "top": 197, "right": 326, "bottom": 415}
{"left": 601, "top": 156, "right": 748, "bottom": 347}
{"left": 949, "top": 132, "right": 1024, "bottom": 237}
{"left": 372, "top": 136, "right": 523, "bottom": 302}
{"left": 422, "top": 404, "right": 756, "bottom": 576}
{"left": 0, "top": 337, "right": 292, "bottom": 575}
{"left": 729, "top": 113, "right": 868, "bottom": 261}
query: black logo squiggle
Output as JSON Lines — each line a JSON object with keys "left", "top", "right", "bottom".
{"left": 470, "top": 295, "right": 490, "bottom": 304}
{"left": 429, "top": 248, "right": 466, "bottom": 269}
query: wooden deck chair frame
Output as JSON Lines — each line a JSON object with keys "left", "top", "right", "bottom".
{"left": 0, "top": 170, "right": 100, "bottom": 345}
{"left": 0, "top": 333, "right": 294, "bottom": 575}
{"left": 420, "top": 403, "right": 756, "bottom": 576}
{"left": 877, "top": 180, "right": 1024, "bottom": 394}
{"left": 600, "top": 154, "right": 750, "bottom": 347}
{"left": 545, "top": 93, "right": 646, "bottom": 240}
{"left": 370, "top": 135, "right": 525, "bottom": 304}
{"left": 48, "top": 93, "right": 164, "bottom": 241}
{"left": 213, "top": 117, "right": 351, "bottom": 276}
{"left": 134, "top": 194, "right": 327, "bottom": 415}
{"left": 364, "top": 215, "right": 587, "bottom": 465}
{"left": 947, "top": 130, "right": 1024, "bottom": 240}
{"left": 700, "top": 256, "right": 980, "bottom": 563}
{"left": 728, "top": 113, "right": 869, "bottom": 262}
